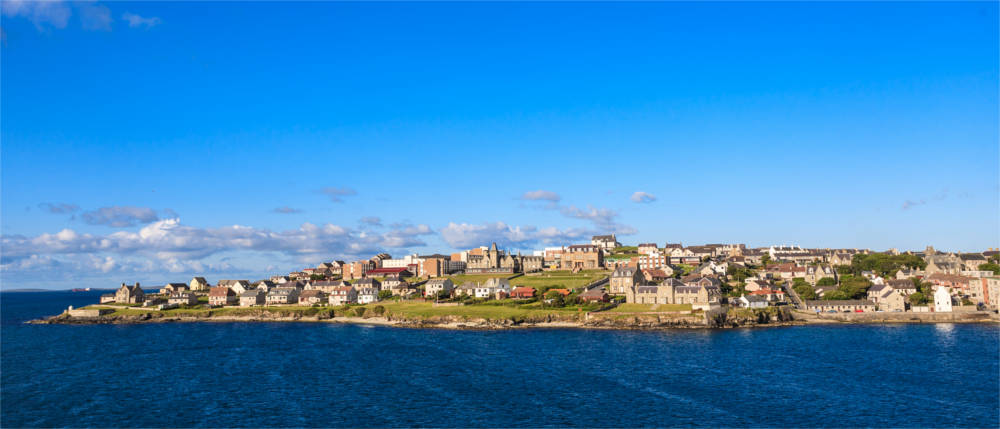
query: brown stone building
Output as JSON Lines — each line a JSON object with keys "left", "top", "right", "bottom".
{"left": 559, "top": 244, "right": 603, "bottom": 270}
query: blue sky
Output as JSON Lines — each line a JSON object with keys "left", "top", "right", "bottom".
{"left": 2, "top": 1, "right": 997, "bottom": 289}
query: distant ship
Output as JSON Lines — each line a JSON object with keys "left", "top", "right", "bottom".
{"left": 70, "top": 288, "right": 92, "bottom": 292}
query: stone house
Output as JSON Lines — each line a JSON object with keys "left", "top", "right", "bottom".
{"left": 381, "top": 276, "right": 407, "bottom": 291}
{"left": 804, "top": 265, "right": 836, "bottom": 285}
{"left": 579, "top": 287, "right": 609, "bottom": 303}
{"left": 642, "top": 268, "right": 674, "bottom": 284}
{"left": 424, "top": 278, "right": 454, "bottom": 297}
{"left": 239, "top": 289, "right": 265, "bottom": 307}
{"left": 610, "top": 266, "right": 643, "bottom": 295}
{"left": 887, "top": 279, "right": 917, "bottom": 295}
{"left": 298, "top": 290, "right": 327, "bottom": 306}
{"left": 958, "top": 254, "right": 988, "bottom": 271}
{"left": 878, "top": 288, "right": 906, "bottom": 312}
{"left": 161, "top": 283, "right": 189, "bottom": 295}
{"left": 115, "top": 282, "right": 145, "bottom": 304}
{"left": 828, "top": 253, "right": 854, "bottom": 266}
{"left": 256, "top": 280, "right": 277, "bottom": 293}
{"left": 99, "top": 293, "right": 116, "bottom": 304}
{"left": 310, "top": 280, "right": 350, "bottom": 294}
{"left": 208, "top": 286, "right": 237, "bottom": 306}
{"left": 168, "top": 292, "right": 198, "bottom": 306}
{"left": 637, "top": 243, "right": 659, "bottom": 255}
{"left": 628, "top": 278, "right": 684, "bottom": 304}
{"left": 190, "top": 277, "right": 210, "bottom": 291}
{"left": 328, "top": 287, "right": 358, "bottom": 306}
{"left": 354, "top": 277, "right": 382, "bottom": 292}
{"left": 455, "top": 282, "right": 477, "bottom": 297}
{"left": 560, "top": 244, "right": 604, "bottom": 270}
{"left": 217, "top": 280, "right": 251, "bottom": 295}
{"left": 591, "top": 234, "right": 621, "bottom": 253}
{"left": 674, "top": 278, "right": 722, "bottom": 305}
{"left": 266, "top": 287, "right": 300, "bottom": 305}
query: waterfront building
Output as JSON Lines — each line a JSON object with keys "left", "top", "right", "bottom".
{"left": 190, "top": 277, "right": 210, "bottom": 291}
{"left": 208, "top": 287, "right": 237, "bottom": 306}
{"left": 115, "top": 282, "right": 145, "bottom": 304}
{"left": 424, "top": 278, "right": 454, "bottom": 297}
{"left": 239, "top": 289, "right": 265, "bottom": 307}
{"left": 934, "top": 286, "right": 953, "bottom": 313}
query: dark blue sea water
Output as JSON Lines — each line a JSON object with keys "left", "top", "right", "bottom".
{"left": 2, "top": 291, "right": 998, "bottom": 428}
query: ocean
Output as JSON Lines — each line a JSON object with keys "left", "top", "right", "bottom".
{"left": 2, "top": 290, "right": 998, "bottom": 428}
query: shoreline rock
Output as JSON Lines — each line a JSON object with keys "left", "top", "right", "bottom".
{"left": 29, "top": 307, "right": 999, "bottom": 330}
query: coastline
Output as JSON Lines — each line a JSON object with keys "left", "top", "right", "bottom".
{"left": 28, "top": 307, "right": 1000, "bottom": 330}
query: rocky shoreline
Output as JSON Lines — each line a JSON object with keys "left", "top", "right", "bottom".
{"left": 31, "top": 305, "right": 997, "bottom": 330}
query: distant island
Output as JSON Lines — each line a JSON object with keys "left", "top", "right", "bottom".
{"left": 32, "top": 238, "right": 1000, "bottom": 328}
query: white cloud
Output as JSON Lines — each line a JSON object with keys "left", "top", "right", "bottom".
{"left": 440, "top": 222, "right": 592, "bottom": 249}
{"left": 121, "top": 12, "right": 160, "bottom": 29}
{"left": 521, "top": 190, "right": 561, "bottom": 202}
{"left": 1, "top": 0, "right": 72, "bottom": 30}
{"left": 81, "top": 206, "right": 162, "bottom": 227}
{"left": 320, "top": 187, "right": 357, "bottom": 203}
{"left": 78, "top": 2, "right": 111, "bottom": 31}
{"left": 1, "top": 218, "right": 435, "bottom": 281}
{"left": 630, "top": 191, "right": 657, "bottom": 204}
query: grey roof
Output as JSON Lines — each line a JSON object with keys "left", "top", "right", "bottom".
{"left": 612, "top": 266, "right": 638, "bottom": 277}
{"left": 355, "top": 278, "right": 380, "bottom": 286}
{"left": 240, "top": 290, "right": 264, "bottom": 297}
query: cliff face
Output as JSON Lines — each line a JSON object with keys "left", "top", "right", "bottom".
{"left": 709, "top": 307, "right": 795, "bottom": 328}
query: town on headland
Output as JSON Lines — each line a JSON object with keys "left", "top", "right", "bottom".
{"left": 39, "top": 236, "right": 1000, "bottom": 328}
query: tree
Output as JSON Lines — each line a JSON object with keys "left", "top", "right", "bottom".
{"left": 761, "top": 254, "right": 772, "bottom": 267}
{"left": 909, "top": 291, "right": 929, "bottom": 305}
{"left": 726, "top": 265, "right": 750, "bottom": 283}
{"left": 793, "top": 283, "right": 818, "bottom": 300}
{"left": 544, "top": 290, "right": 565, "bottom": 307}
{"left": 377, "top": 290, "right": 393, "bottom": 301}
{"left": 821, "top": 274, "right": 871, "bottom": 300}
{"left": 310, "top": 274, "right": 326, "bottom": 281}
{"left": 848, "top": 253, "right": 926, "bottom": 277}
{"left": 978, "top": 263, "right": 1000, "bottom": 275}
{"left": 816, "top": 277, "right": 837, "bottom": 287}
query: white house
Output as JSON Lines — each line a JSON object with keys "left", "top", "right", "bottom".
{"left": 934, "top": 286, "right": 953, "bottom": 313}
{"left": 357, "top": 287, "right": 379, "bottom": 304}
{"left": 474, "top": 278, "right": 511, "bottom": 299}
{"left": 424, "top": 278, "right": 454, "bottom": 297}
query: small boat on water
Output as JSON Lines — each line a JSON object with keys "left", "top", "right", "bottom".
{"left": 70, "top": 288, "right": 92, "bottom": 292}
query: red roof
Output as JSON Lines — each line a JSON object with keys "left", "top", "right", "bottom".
{"left": 209, "top": 286, "right": 233, "bottom": 297}
{"left": 511, "top": 287, "right": 536, "bottom": 297}
{"left": 548, "top": 288, "right": 571, "bottom": 296}
{"left": 750, "top": 289, "right": 784, "bottom": 295}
